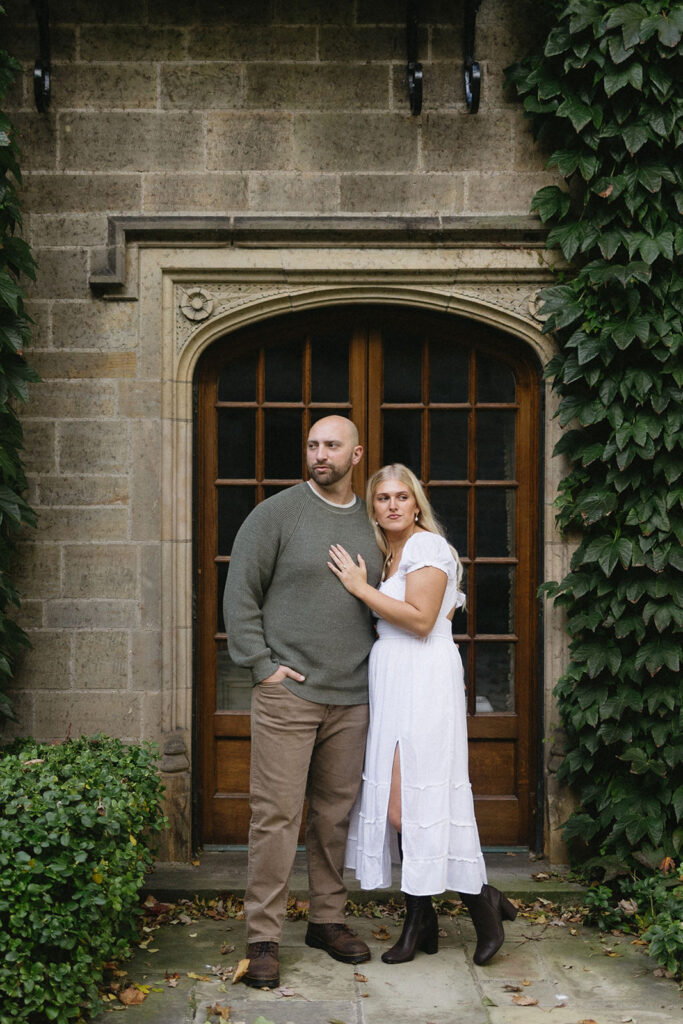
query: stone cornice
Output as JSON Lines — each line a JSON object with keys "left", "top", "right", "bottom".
{"left": 89, "top": 214, "right": 548, "bottom": 295}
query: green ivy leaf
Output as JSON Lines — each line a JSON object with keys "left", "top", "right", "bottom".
{"left": 622, "top": 122, "right": 649, "bottom": 154}
{"left": 545, "top": 24, "right": 572, "bottom": 57}
{"left": 605, "top": 4, "right": 647, "bottom": 50}
{"left": 0, "top": 271, "right": 22, "bottom": 314}
{"left": 530, "top": 185, "right": 571, "bottom": 222}
{"left": 557, "top": 95, "right": 595, "bottom": 132}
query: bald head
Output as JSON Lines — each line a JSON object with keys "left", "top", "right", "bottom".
{"left": 308, "top": 415, "right": 359, "bottom": 447}
{"left": 306, "top": 416, "right": 363, "bottom": 502}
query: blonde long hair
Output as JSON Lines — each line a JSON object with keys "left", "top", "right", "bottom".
{"left": 366, "top": 464, "right": 464, "bottom": 590}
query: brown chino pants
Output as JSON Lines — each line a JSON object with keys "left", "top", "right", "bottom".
{"left": 245, "top": 680, "right": 369, "bottom": 944}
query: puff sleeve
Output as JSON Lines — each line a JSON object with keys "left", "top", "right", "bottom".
{"left": 401, "top": 533, "right": 453, "bottom": 576}
{"left": 401, "top": 532, "right": 465, "bottom": 608}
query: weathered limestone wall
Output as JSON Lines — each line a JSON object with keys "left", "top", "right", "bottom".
{"left": 2, "top": 0, "right": 566, "bottom": 859}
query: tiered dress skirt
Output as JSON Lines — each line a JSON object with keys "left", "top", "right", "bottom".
{"left": 346, "top": 605, "right": 487, "bottom": 896}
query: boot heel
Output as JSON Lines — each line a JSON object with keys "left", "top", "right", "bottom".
{"left": 500, "top": 895, "right": 518, "bottom": 921}
{"left": 421, "top": 933, "right": 439, "bottom": 955}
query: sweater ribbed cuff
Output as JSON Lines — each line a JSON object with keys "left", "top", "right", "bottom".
{"left": 251, "top": 657, "right": 280, "bottom": 685}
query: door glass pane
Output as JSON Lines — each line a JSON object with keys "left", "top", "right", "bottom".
{"left": 383, "top": 410, "right": 421, "bottom": 473}
{"left": 430, "top": 410, "right": 468, "bottom": 479}
{"left": 475, "top": 643, "right": 515, "bottom": 712}
{"left": 476, "top": 488, "right": 516, "bottom": 557}
{"left": 476, "top": 564, "right": 515, "bottom": 635}
{"left": 477, "top": 352, "right": 515, "bottom": 403}
{"left": 430, "top": 340, "right": 469, "bottom": 403}
{"left": 264, "top": 410, "right": 302, "bottom": 479}
{"left": 217, "top": 561, "right": 228, "bottom": 632}
{"left": 217, "top": 486, "right": 256, "bottom": 556}
{"left": 311, "top": 335, "right": 349, "bottom": 402}
{"left": 383, "top": 334, "right": 422, "bottom": 402}
{"left": 477, "top": 410, "right": 515, "bottom": 480}
{"left": 263, "top": 484, "right": 291, "bottom": 500}
{"left": 218, "top": 351, "right": 257, "bottom": 402}
{"left": 430, "top": 486, "right": 468, "bottom": 558}
{"left": 217, "top": 646, "right": 253, "bottom": 710}
{"left": 265, "top": 341, "right": 302, "bottom": 401}
{"left": 217, "top": 409, "right": 256, "bottom": 478}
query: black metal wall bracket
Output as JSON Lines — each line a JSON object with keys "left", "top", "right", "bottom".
{"left": 406, "top": 1, "right": 423, "bottom": 116}
{"left": 464, "top": 0, "right": 483, "bottom": 114}
{"left": 33, "top": 0, "right": 51, "bottom": 113}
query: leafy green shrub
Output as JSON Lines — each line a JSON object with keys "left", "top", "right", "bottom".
{"left": 0, "top": 735, "right": 167, "bottom": 1023}
{"left": 0, "top": 3, "right": 40, "bottom": 725}
{"left": 583, "top": 864, "right": 683, "bottom": 977}
{"left": 507, "top": 2, "right": 683, "bottom": 866}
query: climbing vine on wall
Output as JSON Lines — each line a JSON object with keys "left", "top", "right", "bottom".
{"left": 0, "top": 8, "right": 38, "bottom": 725}
{"left": 507, "top": 1, "right": 683, "bottom": 866}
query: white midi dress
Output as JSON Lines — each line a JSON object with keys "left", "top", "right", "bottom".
{"left": 346, "top": 532, "right": 488, "bottom": 896}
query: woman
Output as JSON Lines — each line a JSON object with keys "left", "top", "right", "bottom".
{"left": 328, "top": 464, "right": 517, "bottom": 966}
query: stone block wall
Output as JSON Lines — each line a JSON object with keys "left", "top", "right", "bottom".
{"left": 2, "top": 1, "right": 563, "bottom": 857}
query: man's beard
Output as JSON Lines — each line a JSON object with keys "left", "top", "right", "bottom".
{"left": 308, "top": 455, "right": 354, "bottom": 488}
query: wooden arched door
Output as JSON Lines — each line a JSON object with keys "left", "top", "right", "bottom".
{"left": 196, "top": 306, "right": 541, "bottom": 849}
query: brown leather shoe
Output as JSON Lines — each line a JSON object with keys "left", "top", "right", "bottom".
{"left": 244, "top": 941, "right": 280, "bottom": 988}
{"left": 305, "top": 922, "right": 371, "bottom": 964}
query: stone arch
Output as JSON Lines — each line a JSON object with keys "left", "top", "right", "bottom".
{"left": 155, "top": 268, "right": 567, "bottom": 860}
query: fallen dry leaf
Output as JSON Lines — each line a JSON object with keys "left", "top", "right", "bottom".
{"left": 522, "top": 979, "right": 532, "bottom": 986}
{"left": 187, "top": 971, "right": 211, "bottom": 981}
{"left": 221, "top": 942, "right": 236, "bottom": 955}
{"left": 354, "top": 972, "right": 368, "bottom": 983}
{"left": 372, "top": 925, "right": 392, "bottom": 941}
{"left": 659, "top": 856, "right": 675, "bottom": 874}
{"left": 232, "top": 958, "right": 250, "bottom": 984}
{"left": 512, "top": 994, "right": 538, "bottom": 1006}
{"left": 206, "top": 1003, "right": 231, "bottom": 1021}
{"left": 165, "top": 971, "right": 180, "bottom": 987}
{"left": 118, "top": 986, "right": 147, "bottom": 1006}
{"left": 275, "top": 986, "right": 297, "bottom": 997}
{"left": 532, "top": 871, "right": 550, "bottom": 881}
{"left": 502, "top": 984, "right": 522, "bottom": 992}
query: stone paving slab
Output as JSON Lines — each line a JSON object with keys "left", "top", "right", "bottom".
{"left": 90, "top": 908, "right": 681, "bottom": 1024}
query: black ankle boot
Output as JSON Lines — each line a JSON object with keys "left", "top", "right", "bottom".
{"left": 381, "top": 893, "right": 439, "bottom": 964}
{"left": 459, "top": 884, "right": 518, "bottom": 965}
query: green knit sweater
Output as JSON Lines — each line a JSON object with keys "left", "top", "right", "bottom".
{"left": 224, "top": 482, "right": 383, "bottom": 705}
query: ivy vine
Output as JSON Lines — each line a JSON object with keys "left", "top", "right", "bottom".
{"left": 0, "top": 6, "right": 39, "bottom": 726}
{"left": 507, "top": 1, "right": 683, "bottom": 867}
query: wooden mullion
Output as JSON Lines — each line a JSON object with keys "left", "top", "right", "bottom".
{"left": 422, "top": 337, "right": 430, "bottom": 485}
{"left": 302, "top": 336, "right": 312, "bottom": 479}
{"left": 365, "top": 326, "right": 382, "bottom": 477}
{"left": 467, "top": 347, "right": 477, "bottom": 716}
{"left": 255, "top": 348, "right": 265, "bottom": 501}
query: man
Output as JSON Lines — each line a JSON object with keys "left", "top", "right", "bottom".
{"left": 224, "top": 415, "right": 383, "bottom": 989}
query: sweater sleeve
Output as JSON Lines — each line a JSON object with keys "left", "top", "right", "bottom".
{"left": 223, "top": 500, "right": 283, "bottom": 684}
